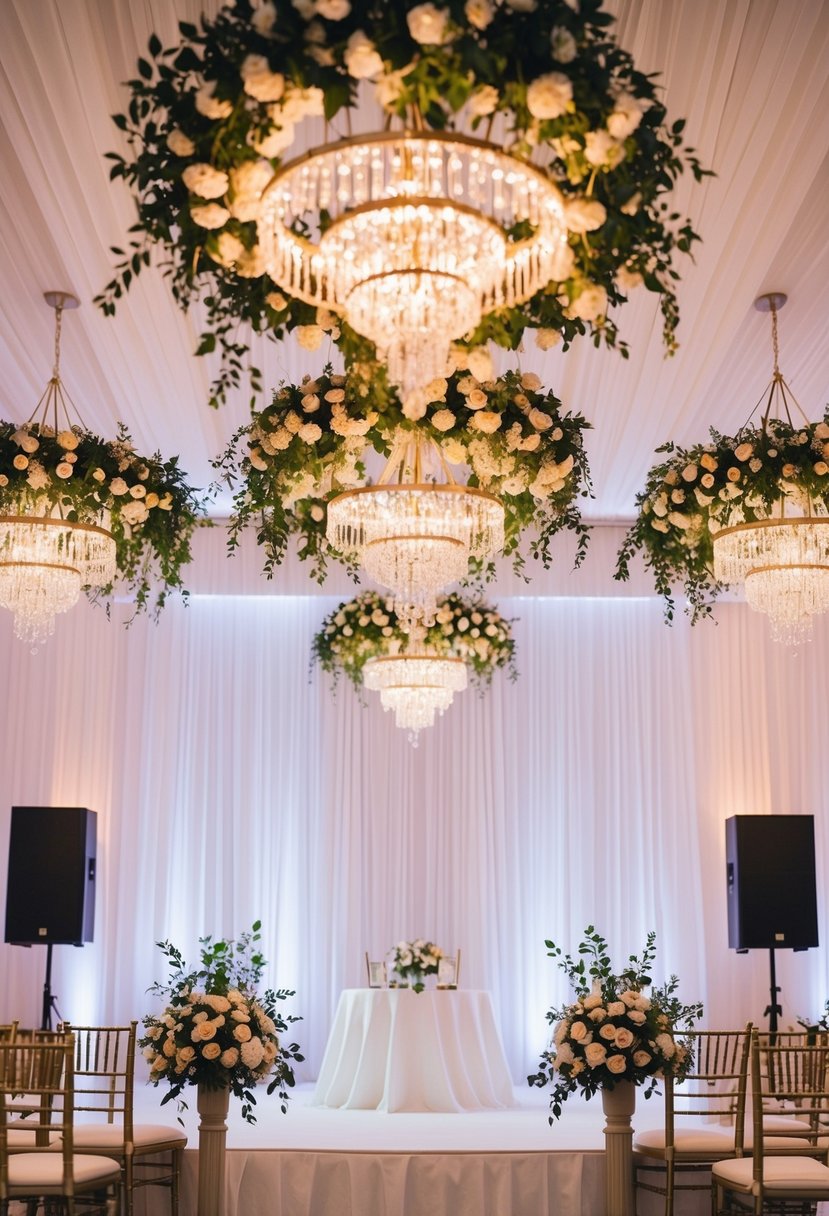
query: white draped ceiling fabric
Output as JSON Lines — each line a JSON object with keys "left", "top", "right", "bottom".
{"left": 0, "top": 0, "right": 828, "bottom": 1088}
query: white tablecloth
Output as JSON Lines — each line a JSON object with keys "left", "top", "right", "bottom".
{"left": 312, "top": 988, "right": 515, "bottom": 1113}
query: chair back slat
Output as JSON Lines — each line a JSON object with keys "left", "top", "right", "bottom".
{"left": 749, "top": 1028, "right": 829, "bottom": 1177}
{"left": 0, "top": 1034, "right": 77, "bottom": 1199}
{"left": 61, "top": 1021, "right": 137, "bottom": 1133}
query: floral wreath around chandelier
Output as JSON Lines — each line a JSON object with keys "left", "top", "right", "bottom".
{"left": 215, "top": 360, "right": 591, "bottom": 580}
{"left": 616, "top": 295, "right": 829, "bottom": 644}
{"left": 98, "top": 0, "right": 706, "bottom": 406}
{"left": 312, "top": 589, "right": 517, "bottom": 690}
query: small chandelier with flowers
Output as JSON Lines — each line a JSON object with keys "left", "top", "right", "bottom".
{"left": 0, "top": 293, "right": 116, "bottom": 646}
{"left": 0, "top": 293, "right": 204, "bottom": 649}
{"left": 617, "top": 293, "right": 829, "bottom": 644}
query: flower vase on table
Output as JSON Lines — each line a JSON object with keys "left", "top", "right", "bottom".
{"left": 528, "top": 926, "right": 703, "bottom": 1216}
{"left": 139, "top": 922, "right": 304, "bottom": 1216}
{"left": 389, "top": 940, "right": 444, "bottom": 994}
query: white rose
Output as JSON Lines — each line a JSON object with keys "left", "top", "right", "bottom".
{"left": 584, "top": 129, "right": 623, "bottom": 168}
{"left": 210, "top": 231, "right": 245, "bottom": 267}
{"left": 521, "top": 372, "right": 541, "bottom": 391}
{"left": 299, "top": 423, "right": 322, "bottom": 443}
{"left": 407, "top": 3, "right": 451, "bottom": 45}
{"left": 194, "top": 82, "right": 232, "bottom": 121}
{"left": 344, "top": 30, "right": 384, "bottom": 79}
{"left": 241, "top": 55, "right": 285, "bottom": 102}
{"left": 526, "top": 72, "right": 573, "bottom": 121}
{"left": 616, "top": 264, "right": 643, "bottom": 292}
{"left": 296, "top": 325, "right": 324, "bottom": 351}
{"left": 251, "top": 2, "right": 277, "bottom": 35}
{"left": 550, "top": 27, "right": 577, "bottom": 62}
{"left": 564, "top": 198, "right": 607, "bottom": 233}
{"left": 375, "top": 68, "right": 411, "bottom": 109}
{"left": 607, "top": 91, "right": 645, "bottom": 140}
{"left": 228, "top": 160, "right": 273, "bottom": 221}
{"left": 466, "top": 388, "right": 488, "bottom": 410}
{"left": 471, "top": 410, "right": 501, "bottom": 434}
{"left": 280, "top": 86, "right": 325, "bottom": 120}
{"left": 166, "top": 128, "right": 195, "bottom": 157}
{"left": 468, "top": 85, "right": 499, "bottom": 117}
{"left": 121, "top": 499, "right": 149, "bottom": 526}
{"left": 464, "top": 0, "right": 495, "bottom": 29}
{"left": 535, "top": 328, "right": 562, "bottom": 351}
{"left": 442, "top": 439, "right": 466, "bottom": 464}
{"left": 110, "top": 477, "right": 129, "bottom": 496}
{"left": 567, "top": 283, "right": 607, "bottom": 321}
{"left": 529, "top": 408, "right": 553, "bottom": 431}
{"left": 182, "top": 163, "right": 229, "bottom": 200}
{"left": 431, "top": 409, "right": 456, "bottom": 432}
{"left": 252, "top": 123, "right": 295, "bottom": 158}
{"left": 191, "top": 203, "right": 230, "bottom": 229}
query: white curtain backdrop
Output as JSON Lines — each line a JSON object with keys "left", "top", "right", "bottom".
{"left": 0, "top": 577, "right": 826, "bottom": 1083}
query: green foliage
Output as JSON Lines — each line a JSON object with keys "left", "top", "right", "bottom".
{"left": 528, "top": 926, "right": 703, "bottom": 1120}
{"left": 98, "top": 0, "right": 707, "bottom": 406}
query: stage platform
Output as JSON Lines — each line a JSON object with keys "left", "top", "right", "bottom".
{"left": 131, "top": 1083, "right": 717, "bottom": 1216}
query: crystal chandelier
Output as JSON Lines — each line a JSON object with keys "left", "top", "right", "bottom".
{"left": 259, "top": 131, "right": 569, "bottom": 399}
{"left": 711, "top": 293, "right": 829, "bottom": 645}
{"left": 362, "top": 651, "right": 468, "bottom": 745}
{"left": 0, "top": 293, "right": 117, "bottom": 647}
{"left": 326, "top": 431, "right": 504, "bottom": 633}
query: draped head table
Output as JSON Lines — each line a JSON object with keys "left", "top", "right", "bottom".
{"left": 313, "top": 988, "right": 515, "bottom": 1113}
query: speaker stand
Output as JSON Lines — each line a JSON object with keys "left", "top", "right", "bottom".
{"left": 763, "top": 946, "right": 783, "bottom": 1036}
{"left": 41, "top": 943, "right": 62, "bottom": 1030}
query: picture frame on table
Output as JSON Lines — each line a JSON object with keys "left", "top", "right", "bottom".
{"left": 437, "top": 951, "right": 461, "bottom": 989}
{"left": 365, "top": 953, "right": 387, "bottom": 988}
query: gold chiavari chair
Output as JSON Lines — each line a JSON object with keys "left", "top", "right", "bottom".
{"left": 634, "top": 1025, "right": 753, "bottom": 1215}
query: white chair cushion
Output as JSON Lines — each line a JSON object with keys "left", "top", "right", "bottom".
{"left": 9, "top": 1151, "right": 121, "bottom": 1193}
{"left": 6, "top": 1128, "right": 61, "bottom": 1147}
{"left": 763, "top": 1114, "right": 813, "bottom": 1133}
{"left": 634, "top": 1125, "right": 736, "bottom": 1157}
{"left": 71, "top": 1121, "right": 187, "bottom": 1152}
{"left": 713, "top": 1155, "right": 829, "bottom": 1195}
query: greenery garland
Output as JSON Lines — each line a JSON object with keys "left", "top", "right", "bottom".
{"left": 615, "top": 415, "right": 829, "bottom": 622}
{"left": 98, "top": 0, "right": 707, "bottom": 406}
{"left": 312, "top": 590, "right": 517, "bottom": 689}
{"left": 215, "top": 362, "right": 592, "bottom": 580}
{"left": 0, "top": 422, "right": 206, "bottom": 616}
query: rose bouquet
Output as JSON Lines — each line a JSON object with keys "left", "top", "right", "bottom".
{"left": 139, "top": 922, "right": 303, "bottom": 1123}
{"left": 390, "top": 940, "right": 444, "bottom": 992}
{"left": 528, "top": 926, "right": 702, "bottom": 1119}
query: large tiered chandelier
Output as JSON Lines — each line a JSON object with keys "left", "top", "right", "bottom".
{"left": 326, "top": 430, "right": 504, "bottom": 633}
{"left": 711, "top": 294, "right": 829, "bottom": 645}
{"left": 0, "top": 293, "right": 116, "bottom": 647}
{"left": 259, "top": 132, "right": 569, "bottom": 399}
{"left": 362, "top": 650, "right": 468, "bottom": 745}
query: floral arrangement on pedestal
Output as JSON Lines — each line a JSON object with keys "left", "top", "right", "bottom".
{"left": 390, "top": 940, "right": 444, "bottom": 993}
{"left": 614, "top": 415, "right": 829, "bottom": 623}
{"left": 139, "top": 922, "right": 303, "bottom": 1124}
{"left": 312, "top": 590, "right": 517, "bottom": 690}
{"left": 215, "top": 363, "right": 591, "bottom": 580}
{"left": 98, "top": 0, "right": 706, "bottom": 406}
{"left": 528, "top": 926, "right": 702, "bottom": 1119}
{"left": 0, "top": 421, "right": 205, "bottom": 616}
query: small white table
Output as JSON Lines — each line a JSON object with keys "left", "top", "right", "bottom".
{"left": 313, "top": 988, "right": 515, "bottom": 1113}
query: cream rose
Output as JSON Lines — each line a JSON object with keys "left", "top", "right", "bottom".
{"left": 568, "top": 284, "right": 607, "bottom": 321}
{"left": 471, "top": 411, "right": 501, "bottom": 434}
{"left": 182, "top": 163, "right": 229, "bottom": 200}
{"left": 615, "top": 1028, "right": 635, "bottom": 1049}
{"left": 191, "top": 203, "right": 231, "bottom": 229}
{"left": 407, "top": 3, "right": 451, "bottom": 44}
{"left": 432, "top": 409, "right": 456, "bottom": 432}
{"left": 202, "top": 1041, "right": 222, "bottom": 1060}
{"left": 584, "top": 1042, "right": 608, "bottom": 1068}
{"left": 606, "top": 1054, "right": 627, "bottom": 1074}
{"left": 526, "top": 72, "right": 573, "bottom": 120}
{"left": 550, "top": 26, "right": 577, "bottom": 62}
{"left": 296, "top": 325, "right": 324, "bottom": 351}
{"left": 167, "top": 128, "right": 195, "bottom": 157}
{"left": 569, "top": 1020, "right": 589, "bottom": 1042}
{"left": 233, "top": 1023, "right": 253, "bottom": 1042}
{"left": 241, "top": 54, "right": 285, "bottom": 102}
{"left": 195, "top": 82, "right": 232, "bottom": 120}
{"left": 344, "top": 30, "right": 384, "bottom": 79}
{"left": 469, "top": 85, "right": 499, "bottom": 117}
{"left": 564, "top": 198, "right": 607, "bottom": 233}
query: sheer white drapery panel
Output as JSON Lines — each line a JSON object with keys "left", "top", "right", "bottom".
{"left": 0, "top": 594, "right": 825, "bottom": 1080}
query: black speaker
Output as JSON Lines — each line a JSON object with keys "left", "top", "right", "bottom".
{"left": 726, "top": 814, "right": 818, "bottom": 951}
{"left": 4, "top": 807, "right": 97, "bottom": 945}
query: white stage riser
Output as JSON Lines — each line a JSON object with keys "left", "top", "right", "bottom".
{"left": 133, "top": 1149, "right": 719, "bottom": 1216}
